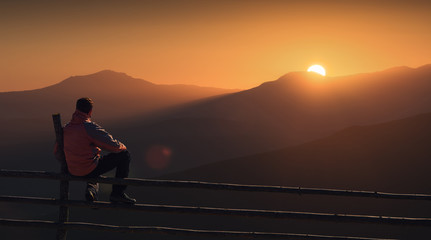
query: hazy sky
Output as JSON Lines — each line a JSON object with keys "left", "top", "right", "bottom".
{"left": 1, "top": 0, "right": 431, "bottom": 91}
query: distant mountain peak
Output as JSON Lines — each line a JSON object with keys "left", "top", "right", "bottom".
{"left": 380, "top": 65, "right": 413, "bottom": 73}
{"left": 77, "top": 69, "right": 142, "bottom": 81}
{"left": 58, "top": 69, "right": 154, "bottom": 88}
{"left": 417, "top": 64, "right": 431, "bottom": 71}
{"left": 279, "top": 71, "right": 324, "bottom": 80}
{"left": 87, "top": 69, "right": 130, "bottom": 78}
{"left": 368, "top": 64, "right": 431, "bottom": 76}
{"left": 256, "top": 71, "right": 324, "bottom": 90}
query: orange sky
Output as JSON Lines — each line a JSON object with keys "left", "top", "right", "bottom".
{"left": 1, "top": 0, "right": 430, "bottom": 92}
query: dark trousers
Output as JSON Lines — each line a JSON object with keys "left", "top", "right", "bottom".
{"left": 86, "top": 150, "right": 131, "bottom": 195}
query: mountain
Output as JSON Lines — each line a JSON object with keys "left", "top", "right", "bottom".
{"left": 0, "top": 70, "right": 237, "bottom": 145}
{"left": 112, "top": 64, "right": 431, "bottom": 176}
{"left": 0, "top": 70, "right": 237, "bottom": 122}
{"left": 169, "top": 64, "right": 431, "bottom": 144}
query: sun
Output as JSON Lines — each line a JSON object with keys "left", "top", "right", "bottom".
{"left": 307, "top": 65, "right": 326, "bottom": 76}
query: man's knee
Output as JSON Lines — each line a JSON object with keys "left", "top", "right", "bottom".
{"left": 119, "top": 150, "right": 131, "bottom": 163}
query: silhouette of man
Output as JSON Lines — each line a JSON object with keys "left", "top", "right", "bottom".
{"left": 58, "top": 97, "right": 136, "bottom": 204}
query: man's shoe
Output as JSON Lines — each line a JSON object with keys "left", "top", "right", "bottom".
{"left": 109, "top": 193, "right": 136, "bottom": 204}
{"left": 85, "top": 190, "right": 97, "bottom": 202}
{"left": 85, "top": 183, "right": 99, "bottom": 202}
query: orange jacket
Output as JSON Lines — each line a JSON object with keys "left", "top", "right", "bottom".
{"left": 59, "top": 110, "right": 126, "bottom": 176}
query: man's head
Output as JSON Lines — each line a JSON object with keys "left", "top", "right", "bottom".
{"left": 76, "top": 97, "right": 94, "bottom": 115}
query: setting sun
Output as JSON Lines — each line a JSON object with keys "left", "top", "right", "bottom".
{"left": 307, "top": 65, "right": 326, "bottom": 76}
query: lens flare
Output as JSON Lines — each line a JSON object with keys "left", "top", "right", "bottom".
{"left": 145, "top": 145, "right": 172, "bottom": 170}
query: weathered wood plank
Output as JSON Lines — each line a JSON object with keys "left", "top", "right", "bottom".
{"left": 0, "top": 218, "right": 397, "bottom": 240}
{"left": 1, "top": 195, "right": 430, "bottom": 227}
{"left": 1, "top": 169, "right": 431, "bottom": 201}
{"left": 52, "top": 114, "right": 69, "bottom": 240}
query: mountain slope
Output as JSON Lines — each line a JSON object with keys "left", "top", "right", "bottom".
{"left": 125, "top": 112, "right": 431, "bottom": 239}
{"left": 165, "top": 111, "right": 431, "bottom": 193}
{"left": 170, "top": 64, "right": 431, "bottom": 143}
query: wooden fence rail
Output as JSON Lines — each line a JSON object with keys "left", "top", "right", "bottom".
{"left": 0, "top": 218, "right": 396, "bottom": 240}
{"left": 1, "top": 169, "right": 431, "bottom": 201}
{"left": 1, "top": 195, "right": 431, "bottom": 227}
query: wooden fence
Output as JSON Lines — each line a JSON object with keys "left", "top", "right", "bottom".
{"left": 4, "top": 170, "right": 431, "bottom": 240}
{"left": 0, "top": 114, "right": 429, "bottom": 240}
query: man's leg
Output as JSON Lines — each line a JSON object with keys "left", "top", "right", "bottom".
{"left": 100, "top": 150, "right": 131, "bottom": 195}
{"left": 86, "top": 150, "right": 135, "bottom": 203}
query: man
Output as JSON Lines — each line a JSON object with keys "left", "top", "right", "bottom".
{"left": 58, "top": 97, "right": 136, "bottom": 204}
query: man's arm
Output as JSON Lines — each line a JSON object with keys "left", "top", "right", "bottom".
{"left": 84, "top": 122, "right": 127, "bottom": 153}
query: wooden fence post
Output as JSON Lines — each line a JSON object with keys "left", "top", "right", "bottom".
{"left": 52, "top": 114, "right": 69, "bottom": 240}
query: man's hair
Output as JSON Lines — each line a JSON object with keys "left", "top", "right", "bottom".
{"left": 76, "top": 97, "right": 94, "bottom": 114}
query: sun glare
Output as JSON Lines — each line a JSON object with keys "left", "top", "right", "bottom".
{"left": 307, "top": 65, "right": 326, "bottom": 76}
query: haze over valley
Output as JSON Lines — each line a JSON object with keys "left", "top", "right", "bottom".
{"left": 2, "top": 65, "right": 431, "bottom": 239}
{"left": 2, "top": 65, "right": 431, "bottom": 176}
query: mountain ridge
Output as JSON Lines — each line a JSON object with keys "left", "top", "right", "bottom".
{"left": 0, "top": 69, "right": 238, "bottom": 94}
{"left": 0, "top": 69, "right": 237, "bottom": 120}
{"left": 4, "top": 64, "right": 430, "bottom": 94}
